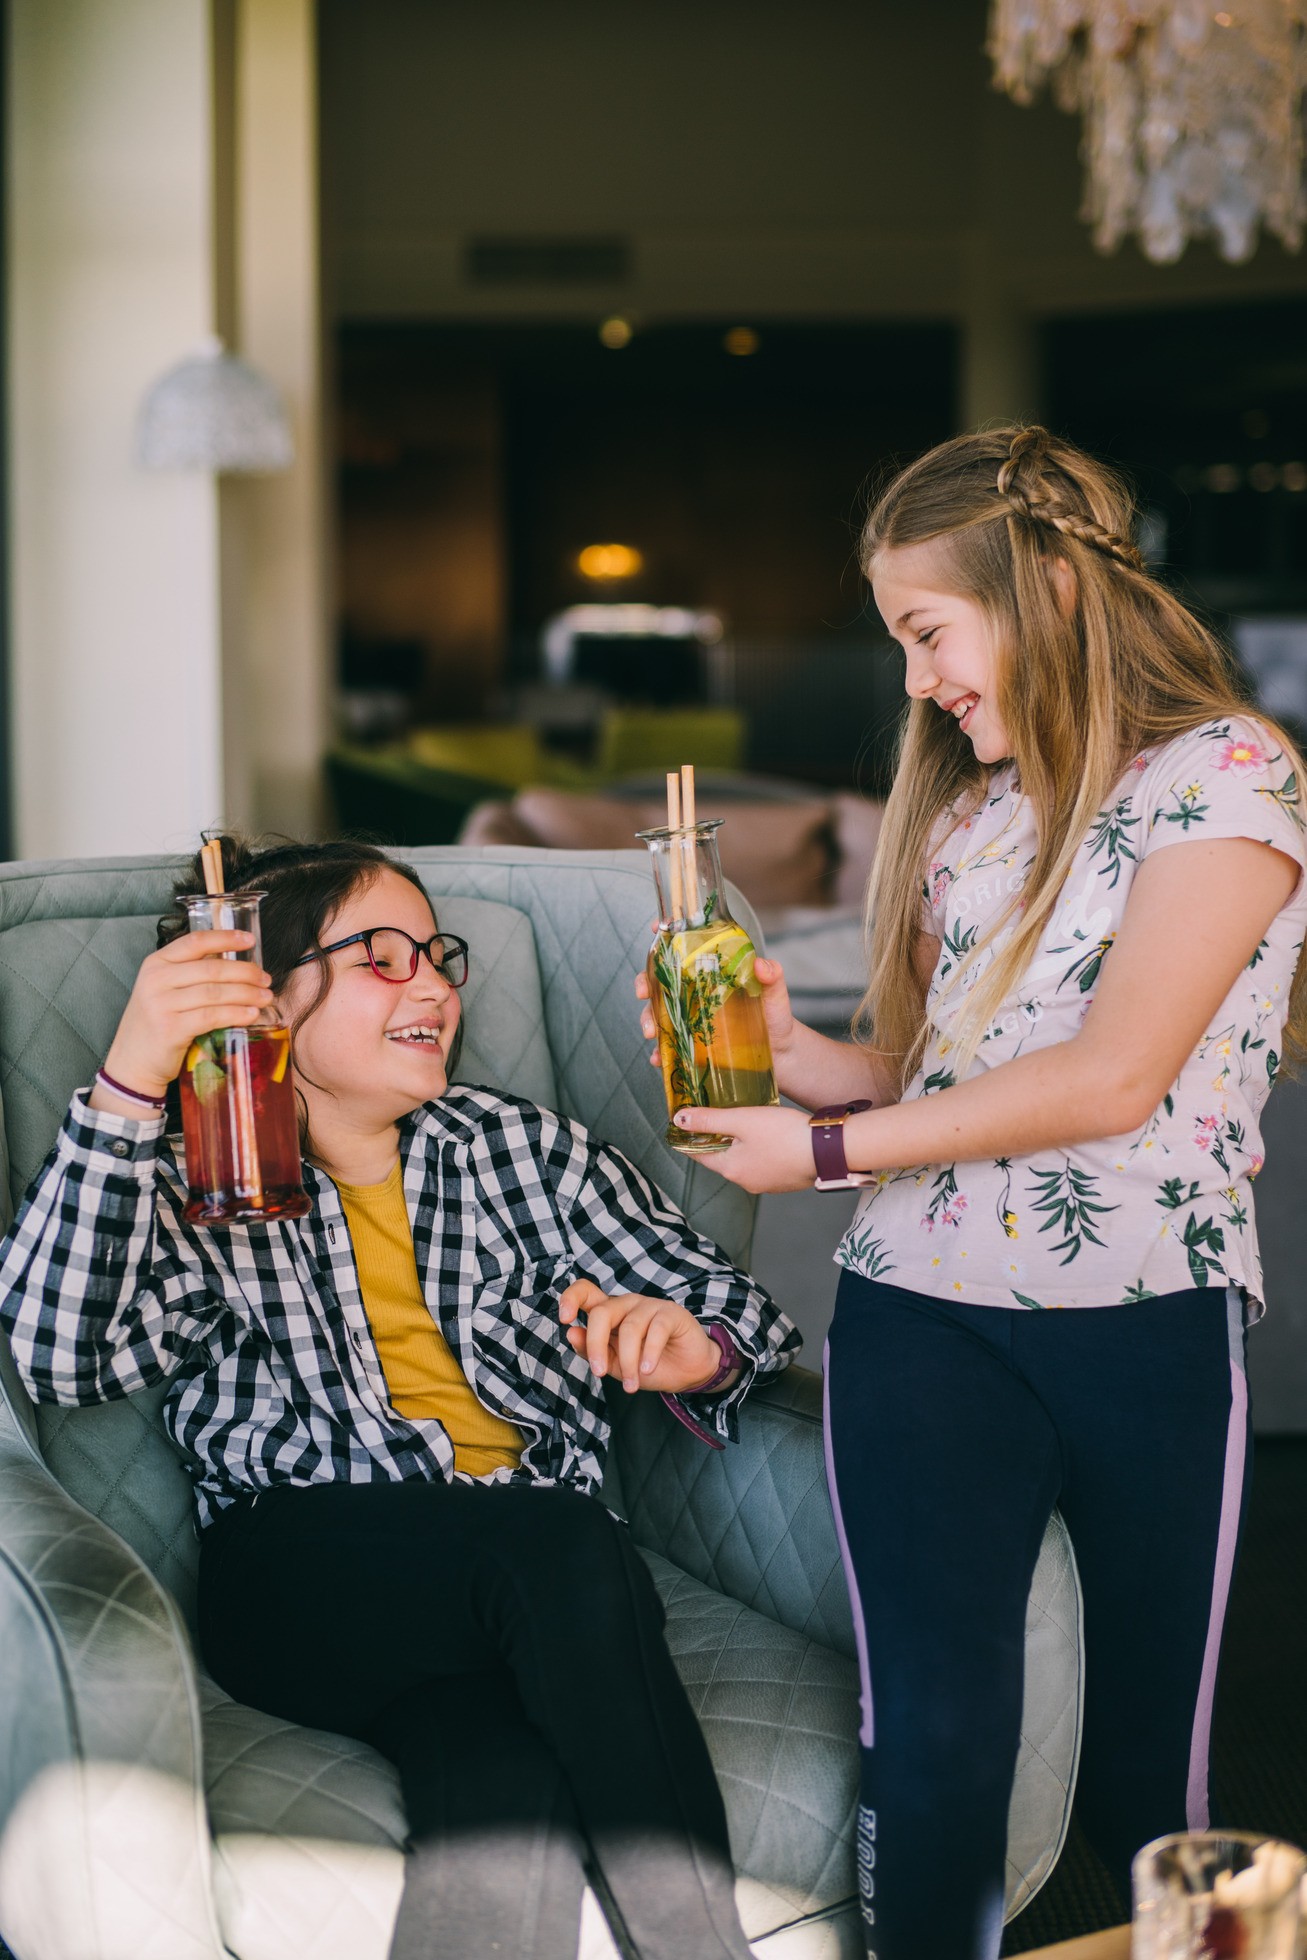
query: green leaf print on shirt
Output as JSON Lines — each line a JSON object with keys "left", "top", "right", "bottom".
{"left": 1059, "top": 932, "right": 1116, "bottom": 993}
{"left": 1026, "top": 1163, "right": 1118, "bottom": 1265}
{"left": 1153, "top": 781, "right": 1210, "bottom": 832}
{"left": 937, "top": 917, "right": 979, "bottom": 986}
{"left": 1086, "top": 798, "right": 1139, "bottom": 888}
{"left": 922, "top": 1067, "right": 957, "bottom": 1094}
{"left": 995, "top": 1157, "right": 1019, "bottom": 1239}
{"left": 843, "top": 1221, "right": 895, "bottom": 1280}
{"left": 1253, "top": 772, "right": 1303, "bottom": 828}
{"left": 1181, "top": 1213, "right": 1225, "bottom": 1287}
{"left": 1222, "top": 1188, "right": 1249, "bottom": 1233}
{"left": 1123, "top": 1280, "right": 1158, "bottom": 1301}
{"left": 1156, "top": 1180, "right": 1226, "bottom": 1288}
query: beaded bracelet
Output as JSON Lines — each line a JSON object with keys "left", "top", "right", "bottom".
{"left": 95, "top": 1067, "right": 167, "bottom": 1112}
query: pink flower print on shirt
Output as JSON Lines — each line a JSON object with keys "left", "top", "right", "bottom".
{"left": 929, "top": 862, "right": 952, "bottom": 908}
{"left": 1194, "top": 1113, "right": 1220, "bottom": 1151}
{"left": 921, "top": 1167, "right": 968, "bottom": 1232}
{"left": 1214, "top": 735, "right": 1269, "bottom": 776}
{"left": 1249, "top": 1153, "right": 1265, "bottom": 1179}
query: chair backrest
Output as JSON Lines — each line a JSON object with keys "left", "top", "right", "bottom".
{"left": 0, "top": 848, "right": 760, "bottom": 1625}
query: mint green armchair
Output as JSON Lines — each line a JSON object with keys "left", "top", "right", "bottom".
{"left": 0, "top": 848, "right": 1082, "bottom": 1959}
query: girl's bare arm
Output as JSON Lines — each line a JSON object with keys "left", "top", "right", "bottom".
{"left": 671, "top": 838, "right": 1300, "bottom": 1190}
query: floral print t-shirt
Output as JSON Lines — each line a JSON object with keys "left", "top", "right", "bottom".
{"left": 837, "top": 716, "right": 1307, "bottom": 1316}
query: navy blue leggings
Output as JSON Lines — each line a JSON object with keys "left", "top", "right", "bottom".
{"left": 824, "top": 1273, "right": 1251, "bottom": 1960}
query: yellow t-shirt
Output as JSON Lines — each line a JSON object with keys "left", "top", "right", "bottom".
{"left": 335, "top": 1161, "right": 524, "bottom": 1477}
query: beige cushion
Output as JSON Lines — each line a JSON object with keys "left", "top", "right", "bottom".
{"left": 458, "top": 799, "right": 540, "bottom": 848}
{"left": 831, "top": 794, "right": 885, "bottom": 908}
{"left": 510, "top": 789, "right": 835, "bottom": 909}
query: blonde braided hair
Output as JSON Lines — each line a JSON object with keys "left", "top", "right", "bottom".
{"left": 997, "top": 426, "right": 1145, "bottom": 571}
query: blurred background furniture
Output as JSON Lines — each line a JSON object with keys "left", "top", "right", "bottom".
{"left": 0, "top": 848, "right": 1081, "bottom": 1960}
{"left": 327, "top": 706, "right": 747, "bottom": 844}
{"left": 460, "top": 778, "right": 882, "bottom": 1028}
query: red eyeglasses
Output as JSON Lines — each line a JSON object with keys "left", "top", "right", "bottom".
{"left": 293, "top": 928, "right": 470, "bottom": 987}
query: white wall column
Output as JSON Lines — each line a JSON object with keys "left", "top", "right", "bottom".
{"left": 7, "top": 0, "right": 225, "bottom": 859}
{"left": 221, "top": 0, "right": 328, "bottom": 839}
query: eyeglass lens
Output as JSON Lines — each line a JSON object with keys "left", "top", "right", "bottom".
{"left": 367, "top": 929, "right": 467, "bottom": 986}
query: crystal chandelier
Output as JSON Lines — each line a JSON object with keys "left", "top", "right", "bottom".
{"left": 987, "top": 0, "right": 1307, "bottom": 264}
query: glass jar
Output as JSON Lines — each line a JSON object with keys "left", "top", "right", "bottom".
{"left": 637, "top": 819, "right": 778, "bottom": 1153}
{"left": 178, "top": 894, "right": 310, "bottom": 1224}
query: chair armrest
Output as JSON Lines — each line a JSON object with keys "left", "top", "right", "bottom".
{"left": 0, "top": 1439, "right": 227, "bottom": 1960}
{"left": 607, "top": 1362, "right": 857, "bottom": 1654}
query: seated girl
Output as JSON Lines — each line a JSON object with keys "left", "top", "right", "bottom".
{"left": 0, "top": 836, "right": 799, "bottom": 1960}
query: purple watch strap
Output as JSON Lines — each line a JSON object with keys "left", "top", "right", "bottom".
{"left": 809, "top": 1101, "right": 873, "bottom": 1181}
{"left": 657, "top": 1323, "right": 742, "bottom": 1451}
{"left": 696, "top": 1322, "right": 741, "bottom": 1392}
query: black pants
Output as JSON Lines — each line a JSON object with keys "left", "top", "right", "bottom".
{"left": 197, "top": 1479, "right": 753, "bottom": 1960}
{"left": 824, "top": 1273, "right": 1252, "bottom": 1960}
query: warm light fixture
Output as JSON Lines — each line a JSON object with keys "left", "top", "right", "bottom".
{"left": 988, "top": 0, "right": 1307, "bottom": 263}
{"left": 723, "top": 327, "right": 760, "bottom": 357}
{"left": 598, "top": 316, "right": 634, "bottom": 350}
{"left": 136, "top": 335, "right": 293, "bottom": 472}
{"left": 577, "top": 543, "right": 644, "bottom": 580}
{"left": 542, "top": 605, "right": 725, "bottom": 683}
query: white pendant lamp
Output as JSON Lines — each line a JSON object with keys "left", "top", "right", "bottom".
{"left": 136, "top": 334, "right": 294, "bottom": 473}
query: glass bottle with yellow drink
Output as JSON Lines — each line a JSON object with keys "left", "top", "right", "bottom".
{"left": 638, "top": 779, "right": 778, "bottom": 1153}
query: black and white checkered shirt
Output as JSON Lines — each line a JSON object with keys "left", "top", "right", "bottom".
{"left": 0, "top": 1087, "right": 798, "bottom": 1529}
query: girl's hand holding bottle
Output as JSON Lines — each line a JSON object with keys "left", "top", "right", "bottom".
{"left": 89, "top": 931, "right": 273, "bottom": 1116}
{"left": 635, "top": 951, "right": 799, "bottom": 1081}
{"left": 636, "top": 947, "right": 898, "bottom": 1190}
{"left": 667, "top": 1102, "right": 824, "bottom": 1191}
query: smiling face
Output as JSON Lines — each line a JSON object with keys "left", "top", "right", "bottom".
{"left": 871, "top": 539, "right": 1013, "bottom": 765}
{"left": 278, "top": 866, "right": 462, "bottom": 1143}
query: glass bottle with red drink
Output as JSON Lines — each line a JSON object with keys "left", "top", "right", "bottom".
{"left": 178, "top": 894, "right": 310, "bottom": 1224}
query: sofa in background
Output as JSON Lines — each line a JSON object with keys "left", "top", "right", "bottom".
{"left": 327, "top": 707, "right": 746, "bottom": 847}
{"left": 460, "top": 782, "right": 884, "bottom": 1026}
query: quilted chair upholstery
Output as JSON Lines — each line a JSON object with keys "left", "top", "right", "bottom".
{"left": 0, "top": 848, "right": 1084, "bottom": 1960}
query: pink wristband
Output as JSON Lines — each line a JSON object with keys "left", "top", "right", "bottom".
{"left": 95, "top": 1067, "right": 167, "bottom": 1111}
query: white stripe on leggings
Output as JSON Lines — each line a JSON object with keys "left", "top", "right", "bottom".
{"left": 1185, "top": 1284, "right": 1249, "bottom": 1830}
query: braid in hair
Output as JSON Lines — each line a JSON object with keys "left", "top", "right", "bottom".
{"left": 997, "top": 426, "right": 1144, "bottom": 571}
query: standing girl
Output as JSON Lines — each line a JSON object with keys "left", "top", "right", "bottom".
{"left": 649, "top": 427, "right": 1307, "bottom": 1958}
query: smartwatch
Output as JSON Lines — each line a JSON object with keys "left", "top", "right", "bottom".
{"left": 809, "top": 1100, "right": 875, "bottom": 1190}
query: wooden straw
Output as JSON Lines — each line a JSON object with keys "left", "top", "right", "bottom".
{"left": 201, "top": 837, "right": 225, "bottom": 895}
{"left": 665, "top": 771, "right": 684, "bottom": 922}
{"left": 679, "top": 763, "right": 699, "bottom": 917}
